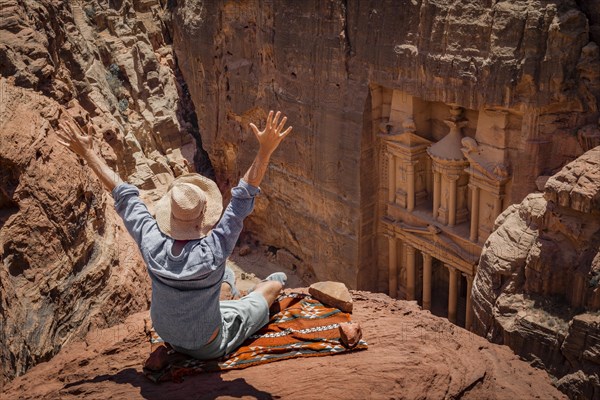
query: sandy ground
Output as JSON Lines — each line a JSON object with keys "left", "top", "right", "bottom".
{"left": 226, "top": 244, "right": 307, "bottom": 293}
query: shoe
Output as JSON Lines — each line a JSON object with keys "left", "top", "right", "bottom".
{"left": 248, "top": 272, "right": 287, "bottom": 293}
{"left": 222, "top": 266, "right": 240, "bottom": 298}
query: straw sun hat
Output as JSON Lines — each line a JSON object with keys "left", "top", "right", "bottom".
{"left": 155, "top": 173, "right": 223, "bottom": 240}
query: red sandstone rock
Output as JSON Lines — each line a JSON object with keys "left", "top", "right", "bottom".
{"left": 171, "top": 0, "right": 600, "bottom": 293}
{"left": 309, "top": 281, "right": 353, "bottom": 313}
{"left": 472, "top": 148, "right": 600, "bottom": 399}
{"left": 238, "top": 244, "right": 251, "bottom": 257}
{"left": 339, "top": 321, "right": 362, "bottom": 349}
{"left": 0, "top": 0, "right": 210, "bottom": 386}
{"left": 143, "top": 345, "right": 170, "bottom": 372}
{"left": 2, "top": 291, "right": 566, "bottom": 400}
{"left": 1, "top": 1, "right": 599, "bottom": 398}
{"left": 0, "top": 80, "right": 151, "bottom": 388}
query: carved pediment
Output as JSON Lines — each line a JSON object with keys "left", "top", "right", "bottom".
{"left": 380, "top": 118, "right": 431, "bottom": 151}
{"left": 394, "top": 131, "right": 432, "bottom": 147}
{"left": 461, "top": 137, "right": 510, "bottom": 183}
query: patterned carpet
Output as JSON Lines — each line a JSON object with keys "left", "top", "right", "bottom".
{"left": 143, "top": 293, "right": 368, "bottom": 383}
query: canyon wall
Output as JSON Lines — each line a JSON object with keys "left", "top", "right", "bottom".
{"left": 0, "top": 0, "right": 205, "bottom": 387}
{"left": 0, "top": 80, "right": 150, "bottom": 387}
{"left": 1, "top": 0, "right": 599, "bottom": 393}
{"left": 170, "top": 0, "right": 600, "bottom": 293}
{"left": 472, "top": 147, "right": 600, "bottom": 399}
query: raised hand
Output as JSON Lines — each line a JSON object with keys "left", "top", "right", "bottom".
{"left": 249, "top": 110, "right": 293, "bottom": 156}
{"left": 242, "top": 110, "right": 292, "bottom": 187}
{"left": 56, "top": 113, "right": 95, "bottom": 159}
{"left": 55, "top": 110, "right": 123, "bottom": 190}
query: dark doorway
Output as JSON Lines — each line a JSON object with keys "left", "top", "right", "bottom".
{"left": 430, "top": 258, "right": 449, "bottom": 319}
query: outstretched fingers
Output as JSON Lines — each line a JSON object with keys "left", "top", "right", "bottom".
{"left": 56, "top": 122, "right": 72, "bottom": 141}
{"left": 280, "top": 126, "right": 293, "bottom": 138}
{"left": 271, "top": 111, "right": 281, "bottom": 131}
{"left": 275, "top": 116, "right": 287, "bottom": 134}
{"left": 60, "top": 120, "right": 78, "bottom": 139}
{"left": 249, "top": 122, "right": 260, "bottom": 139}
{"left": 265, "top": 110, "right": 274, "bottom": 130}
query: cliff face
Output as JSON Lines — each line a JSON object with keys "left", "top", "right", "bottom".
{"left": 472, "top": 147, "right": 600, "bottom": 399}
{"left": 2, "top": 291, "right": 567, "bottom": 400}
{"left": 1, "top": 0, "right": 599, "bottom": 394}
{"left": 0, "top": 81, "right": 151, "bottom": 387}
{"left": 0, "top": 0, "right": 206, "bottom": 387}
{"left": 170, "top": 0, "right": 600, "bottom": 292}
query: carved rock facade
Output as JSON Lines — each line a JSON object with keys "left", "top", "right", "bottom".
{"left": 170, "top": 1, "right": 600, "bottom": 299}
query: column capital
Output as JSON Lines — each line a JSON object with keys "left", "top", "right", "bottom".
{"left": 405, "top": 244, "right": 416, "bottom": 255}
{"left": 422, "top": 252, "right": 432, "bottom": 262}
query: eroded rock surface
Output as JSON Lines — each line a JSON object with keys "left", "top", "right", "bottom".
{"left": 2, "top": 291, "right": 566, "bottom": 400}
{"left": 0, "top": 0, "right": 209, "bottom": 387}
{"left": 0, "top": 0, "right": 206, "bottom": 191}
{"left": 472, "top": 147, "right": 600, "bottom": 399}
{"left": 0, "top": 81, "right": 151, "bottom": 389}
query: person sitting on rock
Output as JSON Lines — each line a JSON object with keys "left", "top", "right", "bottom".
{"left": 56, "top": 110, "right": 292, "bottom": 360}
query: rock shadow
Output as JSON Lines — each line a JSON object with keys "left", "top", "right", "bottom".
{"left": 63, "top": 367, "right": 278, "bottom": 400}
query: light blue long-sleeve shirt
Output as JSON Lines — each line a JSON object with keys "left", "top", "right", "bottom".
{"left": 112, "top": 179, "right": 260, "bottom": 349}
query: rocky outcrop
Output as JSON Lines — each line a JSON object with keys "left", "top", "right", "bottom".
{"left": 472, "top": 147, "right": 600, "bottom": 399}
{"left": 169, "top": 0, "right": 600, "bottom": 293}
{"left": 0, "top": 81, "right": 151, "bottom": 388}
{"left": 0, "top": 0, "right": 210, "bottom": 387}
{"left": 2, "top": 290, "right": 566, "bottom": 400}
{"left": 0, "top": 0, "right": 206, "bottom": 189}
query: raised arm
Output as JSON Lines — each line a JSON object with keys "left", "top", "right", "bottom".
{"left": 207, "top": 110, "right": 292, "bottom": 265}
{"left": 57, "top": 111, "right": 163, "bottom": 259}
{"left": 56, "top": 112, "right": 123, "bottom": 191}
{"left": 244, "top": 110, "right": 293, "bottom": 187}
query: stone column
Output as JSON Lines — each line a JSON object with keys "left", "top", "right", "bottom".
{"left": 448, "top": 175, "right": 458, "bottom": 227}
{"left": 422, "top": 253, "right": 432, "bottom": 310}
{"left": 388, "top": 236, "right": 397, "bottom": 298}
{"left": 465, "top": 274, "right": 474, "bottom": 331}
{"left": 388, "top": 152, "right": 396, "bottom": 204}
{"left": 407, "top": 164, "right": 415, "bottom": 211}
{"left": 406, "top": 244, "right": 416, "bottom": 301}
{"left": 469, "top": 184, "right": 480, "bottom": 242}
{"left": 433, "top": 171, "right": 441, "bottom": 219}
{"left": 425, "top": 157, "right": 432, "bottom": 195}
{"left": 447, "top": 265, "right": 458, "bottom": 324}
